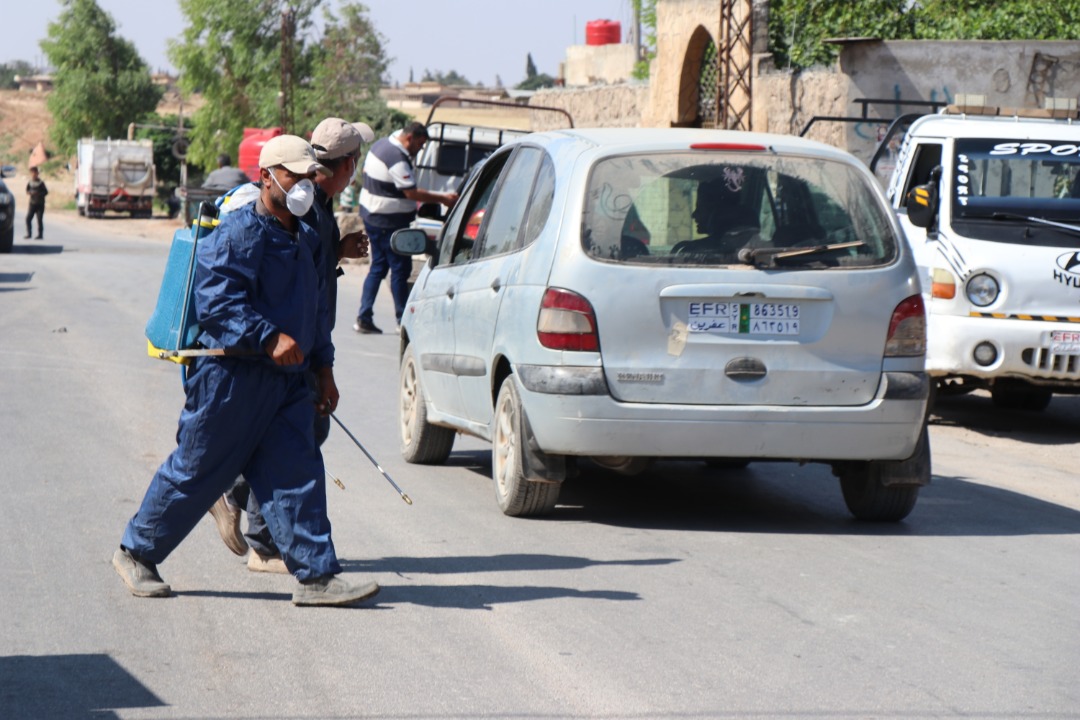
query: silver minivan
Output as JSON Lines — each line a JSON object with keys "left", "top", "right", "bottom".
{"left": 392, "top": 128, "right": 930, "bottom": 521}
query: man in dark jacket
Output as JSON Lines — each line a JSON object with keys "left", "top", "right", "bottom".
{"left": 25, "top": 166, "right": 47, "bottom": 239}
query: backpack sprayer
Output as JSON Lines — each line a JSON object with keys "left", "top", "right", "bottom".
{"left": 143, "top": 193, "right": 411, "bottom": 504}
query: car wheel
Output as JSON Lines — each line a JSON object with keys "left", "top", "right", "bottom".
{"left": 990, "top": 379, "right": 1052, "bottom": 412}
{"left": 399, "top": 344, "right": 455, "bottom": 464}
{"left": 837, "top": 429, "right": 929, "bottom": 522}
{"left": 0, "top": 227, "right": 12, "bottom": 254}
{"left": 493, "top": 376, "right": 559, "bottom": 517}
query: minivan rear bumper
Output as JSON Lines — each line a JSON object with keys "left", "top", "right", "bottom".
{"left": 515, "top": 369, "right": 928, "bottom": 461}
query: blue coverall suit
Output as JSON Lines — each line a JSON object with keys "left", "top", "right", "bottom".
{"left": 228, "top": 185, "right": 340, "bottom": 556}
{"left": 121, "top": 198, "right": 340, "bottom": 582}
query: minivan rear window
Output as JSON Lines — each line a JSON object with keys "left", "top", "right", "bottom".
{"left": 582, "top": 152, "right": 898, "bottom": 268}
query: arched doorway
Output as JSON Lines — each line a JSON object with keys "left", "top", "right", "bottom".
{"left": 674, "top": 1, "right": 754, "bottom": 130}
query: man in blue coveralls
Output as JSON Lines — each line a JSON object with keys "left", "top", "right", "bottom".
{"left": 113, "top": 135, "right": 380, "bottom": 607}
{"left": 208, "top": 118, "right": 375, "bottom": 573}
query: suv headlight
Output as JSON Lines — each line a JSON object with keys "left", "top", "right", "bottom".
{"left": 966, "top": 273, "right": 999, "bottom": 307}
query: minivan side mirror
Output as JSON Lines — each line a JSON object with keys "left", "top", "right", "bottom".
{"left": 390, "top": 228, "right": 433, "bottom": 257}
{"left": 905, "top": 166, "right": 941, "bottom": 229}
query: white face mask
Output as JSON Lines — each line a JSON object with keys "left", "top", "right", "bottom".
{"left": 270, "top": 170, "right": 315, "bottom": 216}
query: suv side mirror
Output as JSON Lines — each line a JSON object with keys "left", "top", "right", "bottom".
{"left": 905, "top": 166, "right": 941, "bottom": 229}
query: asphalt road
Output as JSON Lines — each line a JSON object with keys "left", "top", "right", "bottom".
{"left": 1, "top": 212, "right": 1078, "bottom": 719}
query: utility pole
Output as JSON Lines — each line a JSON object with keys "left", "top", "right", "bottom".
{"left": 280, "top": 6, "right": 296, "bottom": 133}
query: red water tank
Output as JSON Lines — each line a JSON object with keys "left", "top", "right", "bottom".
{"left": 237, "top": 127, "right": 284, "bottom": 182}
{"left": 585, "top": 19, "right": 621, "bottom": 46}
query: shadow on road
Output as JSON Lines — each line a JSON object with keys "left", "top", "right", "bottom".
{"left": 360, "top": 583, "right": 640, "bottom": 610}
{"left": 441, "top": 448, "right": 1080, "bottom": 537}
{"left": 7, "top": 243, "right": 63, "bottom": 254}
{"left": 341, "top": 553, "right": 679, "bottom": 575}
{"left": 545, "top": 461, "right": 1080, "bottom": 537}
{"left": 0, "top": 653, "right": 165, "bottom": 719}
{"left": 931, "top": 391, "right": 1080, "bottom": 446}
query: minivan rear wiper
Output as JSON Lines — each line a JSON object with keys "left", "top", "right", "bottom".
{"left": 737, "top": 241, "right": 865, "bottom": 268}
{"left": 991, "top": 212, "right": 1080, "bottom": 235}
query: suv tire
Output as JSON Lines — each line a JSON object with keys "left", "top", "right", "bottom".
{"left": 493, "top": 377, "right": 559, "bottom": 517}
{"left": 836, "top": 429, "right": 929, "bottom": 522}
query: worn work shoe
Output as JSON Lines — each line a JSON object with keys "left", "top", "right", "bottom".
{"left": 113, "top": 547, "right": 171, "bottom": 598}
{"left": 292, "top": 576, "right": 380, "bottom": 607}
{"left": 353, "top": 319, "right": 383, "bottom": 334}
{"left": 208, "top": 495, "right": 247, "bottom": 556}
{"left": 248, "top": 550, "right": 289, "bottom": 574}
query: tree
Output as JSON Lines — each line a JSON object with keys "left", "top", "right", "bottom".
{"left": 525, "top": 53, "right": 538, "bottom": 80}
{"left": 169, "top": 0, "right": 320, "bottom": 171}
{"left": 0, "top": 61, "right": 36, "bottom": 90}
{"left": 303, "top": 2, "right": 407, "bottom": 139}
{"left": 631, "top": 0, "right": 657, "bottom": 81}
{"left": 39, "top": 0, "right": 163, "bottom": 155}
{"left": 420, "top": 69, "right": 471, "bottom": 86}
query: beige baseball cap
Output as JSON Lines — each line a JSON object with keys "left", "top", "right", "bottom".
{"left": 309, "top": 117, "right": 375, "bottom": 160}
{"left": 259, "top": 134, "right": 331, "bottom": 176}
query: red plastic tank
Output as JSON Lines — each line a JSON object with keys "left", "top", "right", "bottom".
{"left": 237, "top": 127, "right": 284, "bottom": 182}
{"left": 585, "top": 19, "right": 621, "bottom": 46}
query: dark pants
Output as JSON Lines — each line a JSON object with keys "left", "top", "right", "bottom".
{"left": 226, "top": 371, "right": 331, "bottom": 557}
{"left": 121, "top": 358, "right": 341, "bottom": 582}
{"left": 357, "top": 224, "right": 412, "bottom": 325}
{"left": 26, "top": 204, "right": 44, "bottom": 238}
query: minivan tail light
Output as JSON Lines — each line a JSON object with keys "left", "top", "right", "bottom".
{"left": 885, "top": 295, "right": 926, "bottom": 357}
{"left": 537, "top": 288, "right": 599, "bottom": 351}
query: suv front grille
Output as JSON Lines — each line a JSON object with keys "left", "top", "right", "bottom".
{"left": 1021, "top": 347, "right": 1080, "bottom": 376}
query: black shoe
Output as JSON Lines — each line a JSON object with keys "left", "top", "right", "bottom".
{"left": 35, "top": 236, "right": 43, "bottom": 240}
{"left": 24, "top": 234, "right": 31, "bottom": 239}
{"left": 353, "top": 319, "right": 383, "bottom": 334}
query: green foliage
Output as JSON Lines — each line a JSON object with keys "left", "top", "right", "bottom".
{"left": 768, "top": 0, "right": 916, "bottom": 70}
{"left": 420, "top": 69, "right": 471, "bottom": 86}
{"left": 525, "top": 53, "right": 537, "bottom": 80}
{"left": 170, "top": 0, "right": 320, "bottom": 171}
{"left": 515, "top": 73, "right": 556, "bottom": 91}
{"left": 302, "top": 3, "right": 405, "bottom": 139}
{"left": 40, "top": 0, "right": 163, "bottom": 156}
{"left": 909, "top": 0, "right": 1080, "bottom": 40}
{"left": 0, "top": 61, "right": 36, "bottom": 90}
{"left": 768, "top": 0, "right": 1080, "bottom": 71}
{"left": 133, "top": 114, "right": 192, "bottom": 188}
{"left": 171, "top": 0, "right": 403, "bottom": 173}
{"left": 631, "top": 0, "right": 657, "bottom": 81}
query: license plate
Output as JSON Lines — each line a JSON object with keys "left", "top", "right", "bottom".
{"left": 688, "top": 301, "right": 801, "bottom": 335}
{"left": 1050, "top": 329, "right": 1080, "bottom": 354}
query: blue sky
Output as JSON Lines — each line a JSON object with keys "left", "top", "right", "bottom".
{"left": 6, "top": 0, "right": 635, "bottom": 87}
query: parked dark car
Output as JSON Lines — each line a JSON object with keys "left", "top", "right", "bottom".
{"left": 0, "top": 165, "right": 16, "bottom": 253}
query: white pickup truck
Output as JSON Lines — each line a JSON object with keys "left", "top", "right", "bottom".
{"left": 410, "top": 97, "right": 573, "bottom": 241}
{"left": 876, "top": 103, "right": 1080, "bottom": 410}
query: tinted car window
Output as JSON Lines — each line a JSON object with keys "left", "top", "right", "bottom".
{"left": 582, "top": 152, "right": 898, "bottom": 268}
{"left": 475, "top": 147, "right": 543, "bottom": 259}
{"left": 438, "top": 150, "right": 513, "bottom": 266}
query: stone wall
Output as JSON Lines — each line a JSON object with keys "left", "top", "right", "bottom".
{"left": 529, "top": 84, "right": 650, "bottom": 131}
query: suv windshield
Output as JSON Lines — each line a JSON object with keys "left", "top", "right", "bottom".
{"left": 581, "top": 151, "right": 897, "bottom": 268}
{"left": 951, "top": 138, "right": 1080, "bottom": 248}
